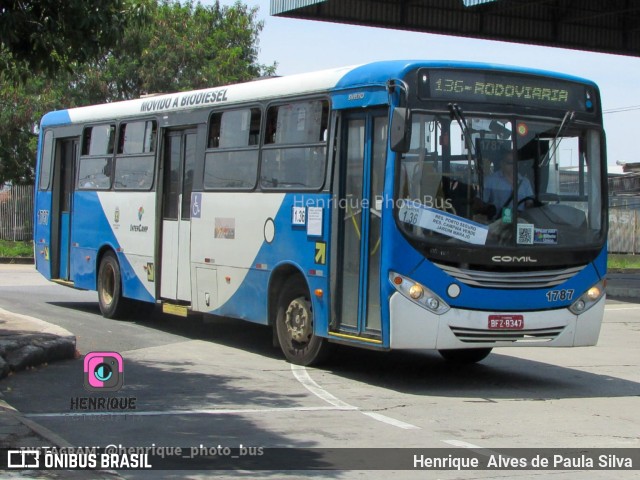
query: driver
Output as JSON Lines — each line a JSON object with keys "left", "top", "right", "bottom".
{"left": 477, "top": 151, "right": 534, "bottom": 220}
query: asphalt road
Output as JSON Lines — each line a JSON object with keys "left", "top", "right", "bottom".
{"left": 1, "top": 266, "right": 639, "bottom": 479}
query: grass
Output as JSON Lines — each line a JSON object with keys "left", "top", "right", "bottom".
{"left": 608, "top": 254, "right": 640, "bottom": 270}
{"left": 0, "top": 240, "right": 33, "bottom": 258}
{"left": 0, "top": 239, "right": 638, "bottom": 270}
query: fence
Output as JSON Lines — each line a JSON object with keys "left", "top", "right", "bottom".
{"left": 608, "top": 202, "right": 640, "bottom": 254}
{"left": 0, "top": 184, "right": 34, "bottom": 241}
{"left": 0, "top": 182, "right": 638, "bottom": 253}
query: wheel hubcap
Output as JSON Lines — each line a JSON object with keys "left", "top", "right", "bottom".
{"left": 285, "top": 297, "right": 312, "bottom": 344}
{"left": 100, "top": 264, "right": 115, "bottom": 306}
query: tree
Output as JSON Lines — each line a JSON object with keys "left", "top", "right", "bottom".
{"left": 0, "top": 78, "right": 40, "bottom": 184}
{"left": 0, "top": 0, "right": 149, "bottom": 75}
{"left": 0, "top": 57, "right": 75, "bottom": 184}
{"left": 0, "top": 0, "right": 276, "bottom": 185}
{"left": 98, "top": 0, "right": 276, "bottom": 100}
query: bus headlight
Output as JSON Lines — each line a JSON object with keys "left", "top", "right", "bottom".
{"left": 389, "top": 272, "right": 450, "bottom": 315}
{"left": 569, "top": 280, "right": 605, "bottom": 314}
{"left": 409, "top": 284, "right": 424, "bottom": 299}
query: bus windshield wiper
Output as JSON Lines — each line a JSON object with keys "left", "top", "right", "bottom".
{"left": 448, "top": 103, "right": 476, "bottom": 156}
{"left": 449, "top": 103, "right": 483, "bottom": 197}
{"left": 539, "top": 110, "right": 575, "bottom": 167}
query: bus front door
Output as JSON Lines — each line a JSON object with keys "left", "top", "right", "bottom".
{"left": 160, "top": 129, "right": 197, "bottom": 302}
{"left": 333, "top": 112, "right": 387, "bottom": 342}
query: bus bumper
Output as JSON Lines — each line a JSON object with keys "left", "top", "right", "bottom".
{"left": 389, "top": 292, "right": 605, "bottom": 350}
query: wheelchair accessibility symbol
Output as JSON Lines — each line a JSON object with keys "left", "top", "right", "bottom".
{"left": 191, "top": 193, "right": 202, "bottom": 218}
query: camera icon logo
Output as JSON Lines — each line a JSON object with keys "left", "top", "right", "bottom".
{"left": 83, "top": 352, "right": 124, "bottom": 392}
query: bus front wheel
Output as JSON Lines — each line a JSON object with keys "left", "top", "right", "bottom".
{"left": 275, "top": 278, "right": 328, "bottom": 366}
{"left": 438, "top": 348, "right": 492, "bottom": 364}
{"left": 97, "top": 251, "right": 130, "bottom": 319}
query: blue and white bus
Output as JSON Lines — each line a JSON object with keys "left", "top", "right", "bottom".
{"left": 34, "top": 61, "right": 607, "bottom": 365}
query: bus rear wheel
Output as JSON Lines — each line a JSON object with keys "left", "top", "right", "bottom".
{"left": 275, "top": 278, "right": 328, "bottom": 366}
{"left": 97, "top": 251, "right": 130, "bottom": 319}
{"left": 438, "top": 348, "right": 492, "bottom": 364}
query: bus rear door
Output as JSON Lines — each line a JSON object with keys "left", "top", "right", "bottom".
{"left": 51, "top": 137, "right": 79, "bottom": 281}
{"left": 160, "top": 129, "right": 197, "bottom": 303}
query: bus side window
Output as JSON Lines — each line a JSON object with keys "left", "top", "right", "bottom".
{"left": 78, "top": 124, "right": 115, "bottom": 190}
{"left": 260, "top": 100, "right": 329, "bottom": 190}
{"left": 204, "top": 108, "right": 261, "bottom": 190}
{"left": 38, "top": 130, "right": 54, "bottom": 191}
{"left": 113, "top": 120, "right": 157, "bottom": 190}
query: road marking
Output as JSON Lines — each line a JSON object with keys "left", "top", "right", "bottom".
{"left": 443, "top": 440, "right": 483, "bottom": 449}
{"left": 442, "top": 440, "right": 508, "bottom": 459}
{"left": 25, "top": 406, "right": 349, "bottom": 418}
{"left": 360, "top": 411, "right": 420, "bottom": 430}
{"left": 290, "top": 364, "right": 420, "bottom": 430}
{"left": 290, "top": 364, "right": 355, "bottom": 409}
{"left": 605, "top": 306, "right": 640, "bottom": 311}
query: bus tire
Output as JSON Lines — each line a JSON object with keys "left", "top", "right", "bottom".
{"left": 275, "top": 278, "right": 328, "bottom": 366}
{"left": 438, "top": 348, "right": 492, "bottom": 364}
{"left": 97, "top": 251, "right": 130, "bottom": 319}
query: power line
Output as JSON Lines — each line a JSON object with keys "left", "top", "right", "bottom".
{"left": 603, "top": 105, "right": 640, "bottom": 114}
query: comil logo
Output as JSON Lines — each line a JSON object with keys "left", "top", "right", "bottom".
{"left": 83, "top": 352, "right": 124, "bottom": 392}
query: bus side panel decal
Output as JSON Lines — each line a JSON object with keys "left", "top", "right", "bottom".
{"left": 70, "top": 191, "right": 154, "bottom": 302}
{"left": 206, "top": 193, "right": 331, "bottom": 333}
{"left": 191, "top": 192, "right": 287, "bottom": 313}
{"left": 97, "top": 192, "right": 156, "bottom": 302}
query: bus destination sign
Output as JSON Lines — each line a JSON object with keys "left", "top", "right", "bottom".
{"left": 419, "top": 69, "right": 594, "bottom": 112}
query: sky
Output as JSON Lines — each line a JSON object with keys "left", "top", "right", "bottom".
{"left": 208, "top": 0, "right": 640, "bottom": 171}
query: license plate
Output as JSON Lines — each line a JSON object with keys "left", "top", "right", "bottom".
{"left": 488, "top": 314, "right": 524, "bottom": 330}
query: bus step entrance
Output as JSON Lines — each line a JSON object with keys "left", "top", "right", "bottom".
{"left": 161, "top": 303, "right": 189, "bottom": 317}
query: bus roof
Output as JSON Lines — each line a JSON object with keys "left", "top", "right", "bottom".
{"left": 41, "top": 60, "right": 598, "bottom": 128}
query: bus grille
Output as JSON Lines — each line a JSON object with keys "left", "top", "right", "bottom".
{"left": 450, "top": 326, "right": 564, "bottom": 343}
{"left": 435, "top": 263, "right": 586, "bottom": 289}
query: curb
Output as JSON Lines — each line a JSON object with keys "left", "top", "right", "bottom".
{"left": 0, "top": 400, "right": 124, "bottom": 479}
{"left": 0, "top": 399, "right": 74, "bottom": 448}
{"left": 0, "top": 257, "right": 34, "bottom": 264}
{"left": 0, "top": 335, "right": 77, "bottom": 379}
{"left": 608, "top": 268, "right": 640, "bottom": 274}
{"left": 606, "top": 287, "right": 640, "bottom": 300}
{"left": 0, "top": 307, "right": 77, "bottom": 380}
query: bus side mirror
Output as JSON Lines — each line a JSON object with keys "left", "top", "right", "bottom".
{"left": 390, "top": 107, "right": 411, "bottom": 153}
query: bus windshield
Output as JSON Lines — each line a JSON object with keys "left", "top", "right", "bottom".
{"left": 396, "top": 113, "right": 604, "bottom": 252}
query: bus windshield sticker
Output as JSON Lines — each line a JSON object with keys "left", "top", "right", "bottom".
{"left": 399, "top": 201, "right": 488, "bottom": 245}
{"left": 534, "top": 228, "right": 558, "bottom": 244}
{"left": 307, "top": 207, "right": 323, "bottom": 236}
{"left": 516, "top": 223, "right": 534, "bottom": 244}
